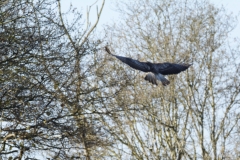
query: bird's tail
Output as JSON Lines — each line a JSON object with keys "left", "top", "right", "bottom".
{"left": 161, "top": 79, "right": 170, "bottom": 86}
{"left": 155, "top": 74, "right": 170, "bottom": 86}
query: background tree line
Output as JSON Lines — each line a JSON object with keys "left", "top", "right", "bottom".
{"left": 0, "top": 0, "right": 240, "bottom": 159}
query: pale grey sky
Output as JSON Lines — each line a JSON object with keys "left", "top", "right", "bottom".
{"left": 61, "top": 0, "right": 240, "bottom": 39}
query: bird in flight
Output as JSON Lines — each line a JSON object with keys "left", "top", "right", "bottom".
{"left": 105, "top": 46, "right": 192, "bottom": 86}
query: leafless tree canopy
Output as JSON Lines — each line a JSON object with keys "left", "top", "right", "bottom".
{"left": 102, "top": 0, "right": 240, "bottom": 159}
{"left": 0, "top": 0, "right": 115, "bottom": 159}
{"left": 1, "top": 0, "right": 240, "bottom": 159}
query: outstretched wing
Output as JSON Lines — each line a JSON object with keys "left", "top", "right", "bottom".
{"left": 105, "top": 47, "right": 150, "bottom": 72}
{"left": 155, "top": 62, "right": 191, "bottom": 75}
{"left": 113, "top": 55, "right": 151, "bottom": 72}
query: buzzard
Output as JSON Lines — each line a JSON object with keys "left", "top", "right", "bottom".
{"left": 105, "top": 47, "right": 191, "bottom": 86}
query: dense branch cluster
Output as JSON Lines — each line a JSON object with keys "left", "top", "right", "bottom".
{"left": 0, "top": 0, "right": 113, "bottom": 159}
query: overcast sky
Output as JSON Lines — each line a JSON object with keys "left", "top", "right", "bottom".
{"left": 61, "top": 0, "right": 240, "bottom": 39}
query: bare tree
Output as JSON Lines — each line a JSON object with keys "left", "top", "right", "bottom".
{"left": 101, "top": 0, "right": 240, "bottom": 159}
{"left": 0, "top": 0, "right": 119, "bottom": 159}
{"left": 1, "top": 0, "right": 239, "bottom": 159}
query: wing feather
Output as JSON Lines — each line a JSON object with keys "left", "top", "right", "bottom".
{"left": 113, "top": 55, "right": 150, "bottom": 72}
{"left": 105, "top": 46, "right": 150, "bottom": 72}
{"left": 155, "top": 62, "right": 191, "bottom": 75}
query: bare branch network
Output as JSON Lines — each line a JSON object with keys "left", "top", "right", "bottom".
{"left": 1, "top": 0, "right": 240, "bottom": 159}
